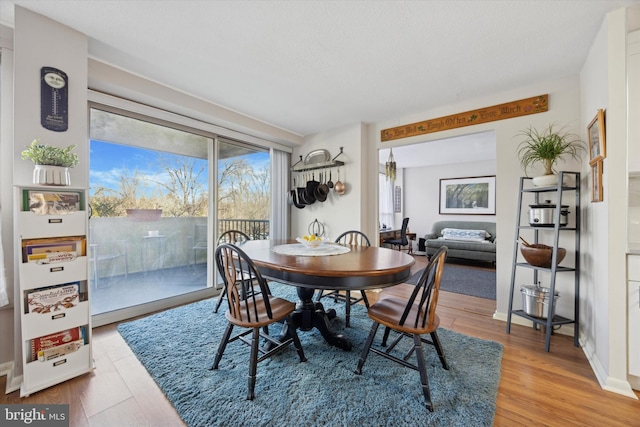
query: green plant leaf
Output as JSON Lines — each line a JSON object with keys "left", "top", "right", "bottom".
{"left": 516, "top": 123, "right": 585, "bottom": 176}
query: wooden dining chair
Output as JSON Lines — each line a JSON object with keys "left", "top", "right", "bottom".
{"left": 214, "top": 230, "right": 252, "bottom": 313}
{"left": 354, "top": 246, "right": 449, "bottom": 412}
{"left": 383, "top": 217, "right": 410, "bottom": 252}
{"left": 315, "top": 230, "right": 370, "bottom": 327}
{"left": 212, "top": 243, "right": 307, "bottom": 400}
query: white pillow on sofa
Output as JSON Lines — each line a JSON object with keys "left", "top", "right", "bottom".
{"left": 441, "top": 228, "right": 490, "bottom": 242}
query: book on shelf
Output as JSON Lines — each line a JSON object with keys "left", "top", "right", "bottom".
{"left": 25, "top": 282, "right": 80, "bottom": 314}
{"left": 30, "top": 326, "right": 85, "bottom": 362}
{"left": 22, "top": 189, "right": 83, "bottom": 215}
{"left": 21, "top": 236, "right": 86, "bottom": 263}
{"left": 38, "top": 339, "right": 84, "bottom": 362}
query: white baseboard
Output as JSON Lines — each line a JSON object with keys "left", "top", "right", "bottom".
{"left": 0, "top": 361, "right": 21, "bottom": 394}
{"left": 581, "top": 338, "right": 638, "bottom": 399}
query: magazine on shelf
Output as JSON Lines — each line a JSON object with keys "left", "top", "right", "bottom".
{"left": 21, "top": 236, "right": 86, "bottom": 263}
{"left": 22, "top": 189, "right": 83, "bottom": 215}
{"left": 30, "top": 326, "right": 85, "bottom": 362}
{"left": 25, "top": 282, "right": 80, "bottom": 314}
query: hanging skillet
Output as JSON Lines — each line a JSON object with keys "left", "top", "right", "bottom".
{"left": 290, "top": 184, "right": 306, "bottom": 209}
{"left": 305, "top": 172, "right": 319, "bottom": 204}
{"left": 315, "top": 171, "right": 330, "bottom": 202}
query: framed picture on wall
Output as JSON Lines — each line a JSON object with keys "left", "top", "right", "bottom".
{"left": 591, "top": 160, "right": 603, "bottom": 202}
{"left": 587, "top": 109, "right": 606, "bottom": 165}
{"left": 439, "top": 175, "right": 496, "bottom": 215}
{"left": 393, "top": 186, "right": 401, "bottom": 213}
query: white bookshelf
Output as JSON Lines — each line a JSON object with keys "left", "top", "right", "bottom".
{"left": 15, "top": 186, "right": 93, "bottom": 396}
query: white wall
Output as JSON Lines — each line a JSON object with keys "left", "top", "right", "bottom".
{"left": 0, "top": 25, "right": 15, "bottom": 369}
{"left": 580, "top": 8, "right": 635, "bottom": 397}
{"left": 3, "top": 7, "right": 89, "bottom": 380}
{"left": 292, "top": 123, "right": 364, "bottom": 240}
{"left": 404, "top": 159, "right": 496, "bottom": 243}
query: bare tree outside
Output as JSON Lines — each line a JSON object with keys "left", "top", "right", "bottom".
{"left": 90, "top": 152, "right": 268, "bottom": 221}
{"left": 217, "top": 158, "right": 270, "bottom": 220}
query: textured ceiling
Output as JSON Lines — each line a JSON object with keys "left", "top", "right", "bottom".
{"left": 1, "top": 0, "right": 638, "bottom": 139}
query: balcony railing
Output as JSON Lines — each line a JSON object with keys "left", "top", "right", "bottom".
{"left": 89, "top": 217, "right": 269, "bottom": 279}
{"left": 218, "top": 219, "right": 269, "bottom": 240}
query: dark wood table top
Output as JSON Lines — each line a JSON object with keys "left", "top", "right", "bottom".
{"left": 237, "top": 239, "right": 415, "bottom": 290}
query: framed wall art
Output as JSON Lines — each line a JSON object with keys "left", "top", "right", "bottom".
{"left": 587, "top": 109, "right": 606, "bottom": 165}
{"left": 439, "top": 175, "right": 496, "bottom": 215}
{"left": 591, "top": 160, "right": 603, "bottom": 202}
{"left": 394, "top": 186, "right": 401, "bottom": 213}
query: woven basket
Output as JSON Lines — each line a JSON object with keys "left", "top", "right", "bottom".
{"left": 520, "top": 244, "right": 566, "bottom": 268}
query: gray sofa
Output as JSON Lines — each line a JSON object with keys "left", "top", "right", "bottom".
{"left": 424, "top": 220, "right": 496, "bottom": 263}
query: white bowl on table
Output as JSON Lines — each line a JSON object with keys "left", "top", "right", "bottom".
{"left": 296, "top": 236, "right": 325, "bottom": 248}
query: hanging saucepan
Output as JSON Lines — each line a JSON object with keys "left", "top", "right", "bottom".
{"left": 305, "top": 172, "right": 319, "bottom": 204}
{"left": 315, "top": 171, "right": 330, "bottom": 202}
{"left": 334, "top": 168, "right": 346, "bottom": 195}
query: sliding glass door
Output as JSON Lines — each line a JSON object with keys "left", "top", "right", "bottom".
{"left": 216, "top": 138, "right": 270, "bottom": 242}
{"left": 89, "top": 106, "right": 213, "bottom": 324}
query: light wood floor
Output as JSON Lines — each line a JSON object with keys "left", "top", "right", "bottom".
{"left": 2, "top": 257, "right": 639, "bottom": 426}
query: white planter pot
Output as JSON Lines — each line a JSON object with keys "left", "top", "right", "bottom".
{"left": 33, "top": 165, "right": 71, "bottom": 186}
{"left": 531, "top": 174, "right": 574, "bottom": 187}
{"left": 532, "top": 174, "right": 558, "bottom": 187}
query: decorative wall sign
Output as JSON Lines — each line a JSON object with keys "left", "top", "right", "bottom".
{"left": 381, "top": 95, "right": 548, "bottom": 142}
{"left": 41, "top": 66, "right": 68, "bottom": 132}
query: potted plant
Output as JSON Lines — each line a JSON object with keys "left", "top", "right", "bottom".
{"left": 21, "top": 139, "right": 79, "bottom": 186}
{"left": 516, "top": 123, "right": 585, "bottom": 186}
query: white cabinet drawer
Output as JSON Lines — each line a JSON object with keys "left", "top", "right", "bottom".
{"left": 18, "top": 211, "right": 86, "bottom": 239}
{"left": 19, "top": 257, "right": 87, "bottom": 290}
{"left": 629, "top": 281, "right": 640, "bottom": 377}
{"left": 21, "top": 301, "right": 90, "bottom": 340}
{"left": 629, "top": 255, "right": 640, "bottom": 281}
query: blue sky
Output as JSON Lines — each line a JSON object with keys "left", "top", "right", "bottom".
{"left": 89, "top": 140, "right": 269, "bottom": 197}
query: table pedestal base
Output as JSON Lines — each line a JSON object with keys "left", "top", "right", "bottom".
{"left": 284, "top": 287, "right": 353, "bottom": 351}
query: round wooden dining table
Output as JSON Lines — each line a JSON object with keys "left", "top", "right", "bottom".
{"left": 236, "top": 239, "right": 415, "bottom": 350}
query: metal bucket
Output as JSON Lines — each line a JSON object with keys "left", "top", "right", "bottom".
{"left": 521, "top": 285, "right": 559, "bottom": 319}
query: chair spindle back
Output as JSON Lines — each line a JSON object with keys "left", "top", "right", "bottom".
{"left": 400, "top": 246, "right": 447, "bottom": 329}
{"left": 335, "top": 230, "right": 371, "bottom": 247}
{"left": 217, "top": 230, "right": 251, "bottom": 245}
{"left": 214, "top": 243, "right": 273, "bottom": 322}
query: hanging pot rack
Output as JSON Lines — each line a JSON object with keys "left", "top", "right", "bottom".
{"left": 291, "top": 147, "right": 345, "bottom": 172}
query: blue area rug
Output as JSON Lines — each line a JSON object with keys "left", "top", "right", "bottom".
{"left": 118, "top": 283, "right": 503, "bottom": 427}
{"left": 407, "top": 265, "right": 496, "bottom": 300}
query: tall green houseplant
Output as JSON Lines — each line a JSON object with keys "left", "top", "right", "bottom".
{"left": 516, "top": 123, "right": 585, "bottom": 177}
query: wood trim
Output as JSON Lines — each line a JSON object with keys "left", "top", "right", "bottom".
{"left": 381, "top": 94, "right": 548, "bottom": 142}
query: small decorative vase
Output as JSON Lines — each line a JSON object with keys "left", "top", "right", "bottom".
{"left": 33, "top": 165, "right": 71, "bottom": 186}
